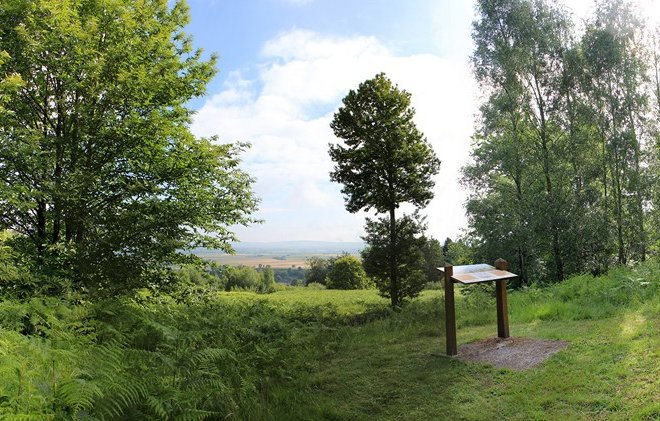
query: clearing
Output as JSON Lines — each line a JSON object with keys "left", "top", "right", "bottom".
{"left": 258, "top": 263, "right": 660, "bottom": 420}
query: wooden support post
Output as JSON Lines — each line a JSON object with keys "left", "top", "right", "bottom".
{"left": 444, "top": 264, "right": 457, "bottom": 356}
{"left": 495, "top": 258, "right": 510, "bottom": 338}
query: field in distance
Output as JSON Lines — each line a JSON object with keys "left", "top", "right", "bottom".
{"left": 194, "top": 241, "right": 364, "bottom": 268}
{"left": 204, "top": 253, "right": 341, "bottom": 268}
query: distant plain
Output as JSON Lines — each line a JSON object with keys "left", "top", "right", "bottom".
{"left": 202, "top": 253, "right": 338, "bottom": 268}
{"left": 194, "top": 241, "right": 364, "bottom": 268}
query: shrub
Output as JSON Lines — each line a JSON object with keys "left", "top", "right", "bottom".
{"left": 325, "top": 255, "right": 370, "bottom": 290}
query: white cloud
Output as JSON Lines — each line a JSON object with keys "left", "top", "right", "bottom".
{"left": 192, "top": 29, "right": 477, "bottom": 242}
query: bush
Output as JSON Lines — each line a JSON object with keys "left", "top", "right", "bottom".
{"left": 222, "top": 265, "right": 278, "bottom": 293}
{"left": 325, "top": 255, "right": 370, "bottom": 290}
{"left": 362, "top": 214, "right": 428, "bottom": 305}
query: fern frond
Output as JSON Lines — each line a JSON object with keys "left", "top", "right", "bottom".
{"left": 188, "top": 347, "right": 237, "bottom": 366}
{"left": 176, "top": 407, "right": 221, "bottom": 421}
{"left": 145, "top": 394, "right": 169, "bottom": 419}
{"left": 55, "top": 378, "right": 102, "bottom": 413}
{"left": 2, "top": 414, "right": 56, "bottom": 421}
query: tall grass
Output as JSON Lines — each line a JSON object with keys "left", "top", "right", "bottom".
{"left": 512, "top": 261, "right": 660, "bottom": 322}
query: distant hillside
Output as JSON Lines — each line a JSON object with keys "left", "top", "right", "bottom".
{"left": 193, "top": 241, "right": 364, "bottom": 256}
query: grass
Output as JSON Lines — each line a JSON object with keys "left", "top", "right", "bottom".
{"left": 251, "top": 261, "right": 660, "bottom": 420}
{"left": 0, "top": 261, "right": 656, "bottom": 419}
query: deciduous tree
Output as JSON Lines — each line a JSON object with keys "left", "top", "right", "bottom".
{"left": 0, "top": 0, "right": 258, "bottom": 293}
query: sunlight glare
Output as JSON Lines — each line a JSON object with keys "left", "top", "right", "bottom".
{"left": 564, "top": 0, "right": 660, "bottom": 28}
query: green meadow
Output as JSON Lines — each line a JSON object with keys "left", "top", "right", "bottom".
{"left": 0, "top": 260, "right": 657, "bottom": 419}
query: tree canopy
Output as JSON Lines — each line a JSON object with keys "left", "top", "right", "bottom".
{"left": 0, "top": 0, "right": 258, "bottom": 293}
{"left": 325, "top": 255, "right": 370, "bottom": 290}
{"left": 466, "top": 0, "right": 658, "bottom": 283}
{"left": 329, "top": 73, "right": 440, "bottom": 215}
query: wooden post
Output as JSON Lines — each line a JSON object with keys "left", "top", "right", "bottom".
{"left": 444, "top": 264, "right": 457, "bottom": 356}
{"left": 494, "top": 258, "right": 510, "bottom": 338}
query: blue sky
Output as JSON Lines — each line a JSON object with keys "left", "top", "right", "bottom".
{"left": 183, "top": 0, "right": 657, "bottom": 243}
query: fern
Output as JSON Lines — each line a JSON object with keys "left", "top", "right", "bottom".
{"left": 55, "top": 378, "right": 101, "bottom": 414}
{"left": 144, "top": 395, "right": 168, "bottom": 419}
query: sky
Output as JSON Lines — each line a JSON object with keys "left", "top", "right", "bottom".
{"left": 185, "top": 0, "right": 660, "bottom": 243}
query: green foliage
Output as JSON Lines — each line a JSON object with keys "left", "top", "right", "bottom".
{"left": 273, "top": 259, "right": 659, "bottom": 420}
{"left": 329, "top": 72, "right": 440, "bottom": 307}
{"left": 325, "top": 255, "right": 370, "bottom": 290}
{"left": 175, "top": 264, "right": 226, "bottom": 291}
{"left": 0, "top": 0, "right": 258, "bottom": 294}
{"left": 362, "top": 214, "right": 428, "bottom": 305}
{"left": 442, "top": 237, "right": 473, "bottom": 266}
{"left": 466, "top": 0, "right": 657, "bottom": 285}
{"left": 513, "top": 263, "right": 660, "bottom": 322}
{"left": 329, "top": 72, "right": 440, "bottom": 214}
{"left": 260, "top": 266, "right": 276, "bottom": 293}
{"left": 304, "top": 256, "right": 335, "bottom": 286}
{"left": 0, "top": 288, "right": 380, "bottom": 419}
{"left": 225, "top": 265, "right": 261, "bottom": 291}
{"left": 273, "top": 266, "right": 306, "bottom": 285}
{"left": 419, "top": 236, "right": 444, "bottom": 283}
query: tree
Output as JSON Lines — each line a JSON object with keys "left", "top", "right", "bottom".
{"left": 420, "top": 236, "right": 444, "bottom": 283}
{"left": 472, "top": 0, "right": 573, "bottom": 282}
{"left": 651, "top": 27, "right": 660, "bottom": 253}
{"left": 443, "top": 237, "right": 473, "bottom": 267}
{"left": 0, "top": 0, "right": 258, "bottom": 293}
{"left": 325, "top": 255, "right": 369, "bottom": 290}
{"left": 329, "top": 73, "right": 440, "bottom": 306}
{"left": 304, "top": 256, "right": 334, "bottom": 285}
{"left": 361, "top": 214, "right": 427, "bottom": 304}
{"left": 225, "top": 266, "right": 261, "bottom": 291}
{"left": 582, "top": 0, "right": 650, "bottom": 264}
{"left": 260, "top": 266, "right": 276, "bottom": 293}
{"left": 0, "top": 51, "right": 22, "bottom": 117}
{"left": 466, "top": 0, "right": 655, "bottom": 282}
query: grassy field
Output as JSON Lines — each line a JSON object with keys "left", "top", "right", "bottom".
{"left": 0, "top": 261, "right": 657, "bottom": 419}
{"left": 251, "top": 263, "right": 660, "bottom": 420}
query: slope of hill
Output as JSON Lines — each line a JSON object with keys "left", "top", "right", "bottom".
{"left": 0, "top": 260, "right": 657, "bottom": 419}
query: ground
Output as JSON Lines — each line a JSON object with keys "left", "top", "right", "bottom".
{"left": 455, "top": 337, "right": 568, "bottom": 370}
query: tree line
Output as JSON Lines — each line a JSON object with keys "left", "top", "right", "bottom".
{"left": 464, "top": 0, "right": 660, "bottom": 285}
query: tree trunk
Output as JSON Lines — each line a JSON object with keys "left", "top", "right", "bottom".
{"left": 52, "top": 97, "right": 64, "bottom": 243}
{"left": 36, "top": 200, "right": 47, "bottom": 258}
{"left": 389, "top": 206, "right": 398, "bottom": 307}
{"left": 601, "top": 129, "right": 610, "bottom": 272}
{"left": 627, "top": 109, "right": 646, "bottom": 262}
{"left": 537, "top": 93, "right": 564, "bottom": 281}
{"left": 612, "top": 154, "right": 626, "bottom": 265}
{"left": 514, "top": 175, "right": 529, "bottom": 285}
